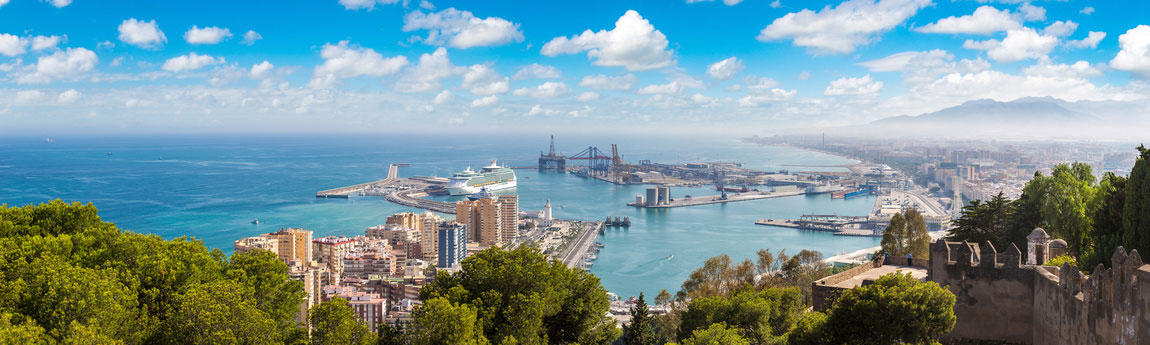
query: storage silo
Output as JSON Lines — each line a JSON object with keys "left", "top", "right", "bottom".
{"left": 646, "top": 187, "right": 659, "bottom": 207}
{"left": 657, "top": 186, "right": 670, "bottom": 205}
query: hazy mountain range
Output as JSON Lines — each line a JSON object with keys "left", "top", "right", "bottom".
{"left": 837, "top": 97, "right": 1150, "bottom": 140}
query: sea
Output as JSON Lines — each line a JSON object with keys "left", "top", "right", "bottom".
{"left": 0, "top": 134, "right": 880, "bottom": 298}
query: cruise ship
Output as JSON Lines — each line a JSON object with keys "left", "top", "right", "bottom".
{"left": 446, "top": 161, "right": 517, "bottom": 196}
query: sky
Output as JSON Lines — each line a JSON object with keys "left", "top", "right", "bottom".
{"left": 0, "top": 0, "right": 1148, "bottom": 135}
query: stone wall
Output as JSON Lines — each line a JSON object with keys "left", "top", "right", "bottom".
{"left": 932, "top": 240, "right": 1150, "bottom": 345}
{"left": 932, "top": 240, "right": 1035, "bottom": 344}
{"left": 811, "top": 258, "right": 883, "bottom": 311}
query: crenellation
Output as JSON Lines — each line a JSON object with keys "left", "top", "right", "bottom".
{"left": 956, "top": 240, "right": 974, "bottom": 268}
{"left": 980, "top": 241, "right": 998, "bottom": 269}
{"left": 1004, "top": 243, "right": 1022, "bottom": 268}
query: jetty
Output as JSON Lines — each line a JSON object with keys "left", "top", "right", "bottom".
{"left": 316, "top": 163, "right": 411, "bottom": 198}
{"left": 629, "top": 190, "right": 804, "bottom": 208}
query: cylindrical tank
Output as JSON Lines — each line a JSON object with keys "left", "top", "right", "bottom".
{"left": 657, "top": 186, "right": 670, "bottom": 205}
{"left": 646, "top": 188, "right": 659, "bottom": 206}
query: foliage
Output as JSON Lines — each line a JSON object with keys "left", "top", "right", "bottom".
{"left": 1039, "top": 163, "right": 1097, "bottom": 257}
{"left": 655, "top": 289, "right": 672, "bottom": 307}
{"left": 881, "top": 209, "right": 930, "bottom": 259}
{"left": 678, "top": 323, "right": 750, "bottom": 345}
{"left": 419, "top": 247, "right": 619, "bottom": 345}
{"left": 309, "top": 298, "right": 376, "bottom": 345}
{"left": 1044, "top": 255, "right": 1078, "bottom": 268}
{"left": 677, "top": 288, "right": 803, "bottom": 345}
{"left": 409, "top": 298, "right": 488, "bottom": 345}
{"left": 0, "top": 312, "right": 50, "bottom": 345}
{"left": 947, "top": 192, "right": 1014, "bottom": 248}
{"left": 0, "top": 200, "right": 308, "bottom": 344}
{"left": 1123, "top": 145, "right": 1150, "bottom": 260}
{"left": 1083, "top": 172, "right": 1127, "bottom": 271}
{"left": 166, "top": 280, "right": 279, "bottom": 345}
{"left": 621, "top": 293, "right": 657, "bottom": 345}
{"left": 676, "top": 249, "right": 830, "bottom": 304}
{"left": 823, "top": 273, "right": 955, "bottom": 345}
{"left": 785, "top": 311, "right": 828, "bottom": 345}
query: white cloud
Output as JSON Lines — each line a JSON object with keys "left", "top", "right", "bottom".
{"left": 685, "top": 0, "right": 744, "bottom": 6}
{"left": 542, "top": 10, "right": 674, "bottom": 71}
{"left": 569, "top": 106, "right": 594, "bottom": 117}
{"left": 527, "top": 104, "right": 560, "bottom": 116}
{"left": 1023, "top": 60, "right": 1102, "bottom": 79}
{"left": 512, "top": 63, "right": 561, "bottom": 80}
{"left": 15, "top": 90, "right": 45, "bottom": 103}
{"left": 250, "top": 61, "right": 274, "bottom": 78}
{"left": 1066, "top": 31, "right": 1106, "bottom": 49}
{"left": 0, "top": 0, "right": 9, "bottom": 8}
{"left": 118, "top": 18, "right": 167, "bottom": 49}
{"left": 1042, "top": 21, "right": 1078, "bottom": 38}
{"left": 637, "top": 81, "right": 683, "bottom": 95}
{"left": 738, "top": 88, "right": 797, "bottom": 106}
{"left": 0, "top": 33, "right": 26, "bottom": 56}
{"left": 1080, "top": 7, "right": 1095, "bottom": 16}
{"left": 309, "top": 41, "right": 410, "bottom": 88}
{"left": 420, "top": 1, "right": 435, "bottom": 10}
{"left": 576, "top": 91, "right": 600, "bottom": 101}
{"left": 395, "top": 47, "right": 465, "bottom": 93}
{"left": 403, "top": 8, "right": 524, "bottom": 49}
{"left": 18, "top": 48, "right": 98, "bottom": 84}
{"left": 1110, "top": 25, "right": 1150, "bottom": 78}
{"left": 914, "top": 6, "right": 1021, "bottom": 35}
{"left": 771, "top": 0, "right": 782, "bottom": 8}
{"left": 339, "top": 0, "right": 399, "bottom": 10}
{"left": 513, "top": 81, "right": 570, "bottom": 99}
{"left": 579, "top": 74, "right": 637, "bottom": 90}
{"left": 471, "top": 95, "right": 498, "bottom": 107}
{"left": 963, "top": 27, "right": 1058, "bottom": 63}
{"left": 757, "top": 0, "right": 932, "bottom": 54}
{"left": 861, "top": 50, "right": 989, "bottom": 85}
{"left": 433, "top": 90, "right": 452, "bottom": 104}
{"left": 824, "top": 74, "right": 882, "bottom": 96}
{"left": 242, "top": 30, "right": 263, "bottom": 45}
{"left": 46, "top": 0, "right": 70, "bottom": 8}
{"left": 31, "top": 35, "right": 64, "bottom": 51}
{"left": 1018, "top": 3, "right": 1045, "bottom": 21}
{"left": 798, "top": 71, "right": 811, "bottom": 80}
{"left": 184, "top": 26, "right": 233, "bottom": 44}
{"left": 162, "top": 53, "right": 224, "bottom": 73}
{"left": 57, "top": 89, "right": 81, "bottom": 104}
{"left": 743, "top": 76, "right": 780, "bottom": 90}
{"left": 707, "top": 57, "right": 745, "bottom": 80}
{"left": 461, "top": 64, "right": 509, "bottom": 95}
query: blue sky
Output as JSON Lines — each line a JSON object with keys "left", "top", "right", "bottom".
{"left": 1, "top": 0, "right": 1148, "bottom": 134}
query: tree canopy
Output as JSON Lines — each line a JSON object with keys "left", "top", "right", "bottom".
{"left": 418, "top": 247, "right": 619, "bottom": 345}
{"left": 881, "top": 209, "right": 930, "bottom": 259}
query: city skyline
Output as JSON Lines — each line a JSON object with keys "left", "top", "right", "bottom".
{"left": 1, "top": 0, "right": 1148, "bottom": 135}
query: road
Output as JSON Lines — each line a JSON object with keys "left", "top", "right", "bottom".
{"left": 559, "top": 222, "right": 601, "bottom": 268}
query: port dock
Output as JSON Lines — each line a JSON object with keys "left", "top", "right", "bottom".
{"left": 629, "top": 189, "right": 805, "bottom": 208}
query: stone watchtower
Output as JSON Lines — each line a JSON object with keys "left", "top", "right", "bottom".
{"left": 1027, "top": 228, "right": 1050, "bottom": 265}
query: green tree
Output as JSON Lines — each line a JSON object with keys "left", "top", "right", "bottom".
{"left": 947, "top": 192, "right": 1014, "bottom": 247}
{"left": 309, "top": 298, "right": 375, "bottom": 345}
{"left": 377, "top": 322, "right": 409, "bottom": 345}
{"left": 785, "top": 311, "right": 828, "bottom": 345}
{"left": 1083, "top": 172, "right": 1126, "bottom": 270}
{"left": 419, "top": 247, "right": 618, "bottom": 345}
{"left": 1040, "top": 163, "right": 1097, "bottom": 257}
{"left": 409, "top": 298, "right": 488, "bottom": 345}
{"left": 1009, "top": 172, "right": 1050, "bottom": 256}
{"left": 166, "top": 280, "right": 279, "bottom": 345}
{"left": 1123, "top": 145, "right": 1150, "bottom": 257}
{"left": 824, "top": 273, "right": 955, "bottom": 345}
{"left": 622, "top": 293, "right": 657, "bottom": 345}
{"left": 677, "top": 288, "right": 802, "bottom": 344}
{"left": 779, "top": 249, "right": 831, "bottom": 305}
{"left": 227, "top": 250, "right": 307, "bottom": 335}
{"left": 679, "top": 323, "right": 750, "bottom": 345}
{"left": 654, "top": 290, "right": 672, "bottom": 307}
{"left": 16, "top": 256, "right": 144, "bottom": 343}
{"left": 881, "top": 209, "right": 930, "bottom": 259}
{"left": 0, "top": 312, "right": 50, "bottom": 345}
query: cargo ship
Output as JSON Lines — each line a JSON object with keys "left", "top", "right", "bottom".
{"left": 446, "top": 161, "right": 517, "bottom": 196}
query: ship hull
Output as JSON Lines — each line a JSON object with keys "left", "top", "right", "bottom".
{"left": 448, "top": 180, "right": 517, "bottom": 196}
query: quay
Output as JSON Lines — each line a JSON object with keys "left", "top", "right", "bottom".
{"left": 316, "top": 163, "right": 412, "bottom": 198}
{"left": 629, "top": 190, "right": 804, "bottom": 208}
{"left": 558, "top": 221, "right": 603, "bottom": 269}
{"left": 755, "top": 215, "right": 875, "bottom": 237}
{"left": 383, "top": 190, "right": 456, "bottom": 214}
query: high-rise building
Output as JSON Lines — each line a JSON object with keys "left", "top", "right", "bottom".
{"left": 321, "top": 286, "right": 387, "bottom": 331}
{"left": 497, "top": 194, "right": 519, "bottom": 244}
{"left": 313, "top": 236, "right": 357, "bottom": 284}
{"left": 455, "top": 198, "right": 501, "bottom": 245}
{"left": 233, "top": 236, "right": 278, "bottom": 256}
{"left": 386, "top": 212, "right": 423, "bottom": 232}
{"left": 419, "top": 212, "right": 443, "bottom": 261}
{"left": 437, "top": 222, "right": 467, "bottom": 269}
{"left": 265, "top": 228, "right": 313, "bottom": 265}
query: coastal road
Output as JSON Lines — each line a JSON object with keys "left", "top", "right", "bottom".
{"left": 559, "top": 222, "right": 600, "bottom": 268}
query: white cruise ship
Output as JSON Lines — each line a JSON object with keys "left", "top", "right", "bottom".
{"left": 446, "top": 161, "right": 517, "bottom": 196}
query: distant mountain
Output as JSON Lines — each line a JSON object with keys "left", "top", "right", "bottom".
{"left": 872, "top": 98, "right": 1090, "bottom": 127}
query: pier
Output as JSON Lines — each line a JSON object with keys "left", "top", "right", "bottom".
{"left": 558, "top": 221, "right": 603, "bottom": 269}
{"left": 383, "top": 190, "right": 456, "bottom": 214}
{"left": 628, "top": 190, "right": 804, "bottom": 208}
{"left": 316, "top": 163, "right": 410, "bottom": 198}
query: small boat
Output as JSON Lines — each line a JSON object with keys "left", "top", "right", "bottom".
{"left": 251, "top": 219, "right": 260, "bottom": 225}
{"left": 106, "top": 152, "right": 113, "bottom": 156}
{"left": 467, "top": 187, "right": 496, "bottom": 201}
{"left": 43, "top": 138, "right": 54, "bottom": 143}
{"left": 667, "top": 254, "right": 674, "bottom": 260}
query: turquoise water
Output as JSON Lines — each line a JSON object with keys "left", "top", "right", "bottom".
{"left": 0, "top": 134, "right": 878, "bottom": 298}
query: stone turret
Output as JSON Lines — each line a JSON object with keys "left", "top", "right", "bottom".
{"left": 1027, "top": 227, "right": 1050, "bottom": 265}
